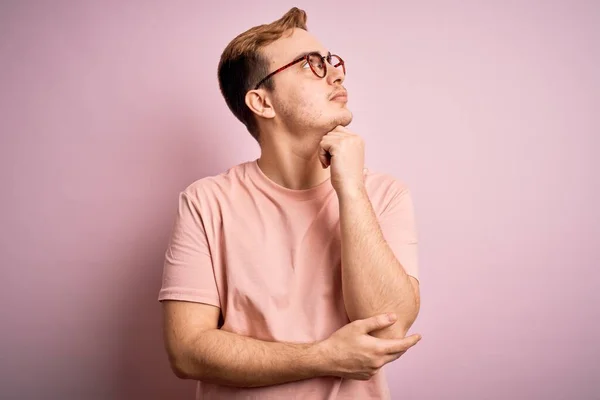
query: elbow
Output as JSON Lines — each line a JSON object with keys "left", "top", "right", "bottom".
{"left": 168, "top": 353, "right": 192, "bottom": 380}
{"left": 373, "top": 307, "right": 420, "bottom": 340}
{"left": 398, "top": 304, "right": 420, "bottom": 337}
{"left": 395, "top": 321, "right": 414, "bottom": 339}
{"left": 371, "top": 321, "right": 411, "bottom": 340}
{"left": 171, "top": 362, "right": 190, "bottom": 380}
{"left": 164, "top": 330, "right": 213, "bottom": 381}
{"left": 166, "top": 348, "right": 203, "bottom": 381}
{"left": 397, "top": 292, "right": 421, "bottom": 337}
{"left": 378, "top": 318, "right": 417, "bottom": 340}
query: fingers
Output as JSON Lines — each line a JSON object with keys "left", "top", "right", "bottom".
{"left": 382, "top": 350, "right": 407, "bottom": 366}
{"left": 360, "top": 313, "right": 398, "bottom": 334}
{"left": 323, "top": 126, "right": 351, "bottom": 139}
{"left": 373, "top": 333, "right": 422, "bottom": 369}
{"left": 329, "top": 125, "right": 350, "bottom": 134}
{"left": 382, "top": 334, "right": 422, "bottom": 354}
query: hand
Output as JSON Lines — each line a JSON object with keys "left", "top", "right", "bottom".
{"left": 319, "top": 126, "right": 365, "bottom": 195}
{"left": 313, "top": 313, "right": 422, "bottom": 381}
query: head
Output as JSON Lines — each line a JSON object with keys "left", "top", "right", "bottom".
{"left": 218, "top": 7, "right": 352, "bottom": 146}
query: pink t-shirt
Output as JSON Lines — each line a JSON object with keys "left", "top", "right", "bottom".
{"left": 158, "top": 159, "right": 419, "bottom": 400}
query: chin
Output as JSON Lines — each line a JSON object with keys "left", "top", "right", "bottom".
{"left": 332, "top": 108, "right": 353, "bottom": 127}
{"left": 308, "top": 109, "right": 353, "bottom": 133}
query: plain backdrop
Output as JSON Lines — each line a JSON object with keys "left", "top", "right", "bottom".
{"left": 1, "top": 1, "right": 598, "bottom": 399}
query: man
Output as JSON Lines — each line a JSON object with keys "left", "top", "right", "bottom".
{"left": 158, "top": 7, "right": 421, "bottom": 399}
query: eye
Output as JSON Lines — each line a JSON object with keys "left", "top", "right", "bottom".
{"left": 308, "top": 55, "right": 325, "bottom": 70}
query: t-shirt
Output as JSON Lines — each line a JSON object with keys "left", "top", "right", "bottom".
{"left": 158, "top": 159, "right": 419, "bottom": 400}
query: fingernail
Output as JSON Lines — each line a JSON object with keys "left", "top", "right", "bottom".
{"left": 387, "top": 313, "right": 396, "bottom": 321}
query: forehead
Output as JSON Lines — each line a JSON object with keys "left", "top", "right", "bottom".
{"left": 261, "top": 28, "right": 327, "bottom": 65}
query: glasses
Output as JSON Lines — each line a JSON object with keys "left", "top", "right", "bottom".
{"left": 254, "top": 52, "right": 346, "bottom": 90}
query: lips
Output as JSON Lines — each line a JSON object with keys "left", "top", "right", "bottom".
{"left": 330, "top": 90, "right": 348, "bottom": 101}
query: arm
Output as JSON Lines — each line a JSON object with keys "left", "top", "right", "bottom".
{"left": 162, "top": 300, "right": 326, "bottom": 388}
{"left": 338, "top": 185, "right": 420, "bottom": 340}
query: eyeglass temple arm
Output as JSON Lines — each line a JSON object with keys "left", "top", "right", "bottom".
{"left": 254, "top": 56, "right": 307, "bottom": 90}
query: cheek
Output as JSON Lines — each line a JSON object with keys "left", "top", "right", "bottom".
{"left": 277, "top": 88, "right": 311, "bottom": 114}
{"left": 274, "top": 80, "right": 327, "bottom": 118}
{"left": 296, "top": 88, "right": 326, "bottom": 111}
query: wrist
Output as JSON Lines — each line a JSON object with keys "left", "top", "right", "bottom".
{"left": 308, "top": 341, "right": 334, "bottom": 377}
{"left": 337, "top": 182, "right": 367, "bottom": 200}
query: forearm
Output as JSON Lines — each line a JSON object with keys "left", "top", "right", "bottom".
{"left": 175, "top": 328, "right": 326, "bottom": 388}
{"left": 338, "top": 186, "right": 418, "bottom": 339}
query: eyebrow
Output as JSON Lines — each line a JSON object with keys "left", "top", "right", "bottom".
{"left": 293, "top": 50, "right": 331, "bottom": 61}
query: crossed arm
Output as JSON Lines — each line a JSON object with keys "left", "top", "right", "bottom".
{"left": 162, "top": 300, "right": 327, "bottom": 388}
{"left": 162, "top": 181, "right": 420, "bottom": 385}
{"left": 337, "top": 184, "right": 420, "bottom": 340}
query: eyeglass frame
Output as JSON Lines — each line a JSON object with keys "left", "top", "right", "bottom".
{"left": 253, "top": 51, "right": 346, "bottom": 90}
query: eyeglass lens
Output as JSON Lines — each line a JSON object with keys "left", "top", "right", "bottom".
{"left": 308, "top": 54, "right": 345, "bottom": 78}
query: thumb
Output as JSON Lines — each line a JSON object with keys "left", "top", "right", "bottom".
{"left": 359, "top": 313, "right": 397, "bottom": 334}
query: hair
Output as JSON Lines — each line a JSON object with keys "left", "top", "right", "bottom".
{"left": 217, "top": 7, "right": 308, "bottom": 143}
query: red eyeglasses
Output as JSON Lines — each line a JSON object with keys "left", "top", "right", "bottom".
{"left": 254, "top": 51, "right": 346, "bottom": 90}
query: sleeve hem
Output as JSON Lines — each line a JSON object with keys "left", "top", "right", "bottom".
{"left": 158, "top": 289, "right": 220, "bottom": 308}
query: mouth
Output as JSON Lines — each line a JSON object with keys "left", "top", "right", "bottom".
{"left": 329, "top": 90, "right": 348, "bottom": 102}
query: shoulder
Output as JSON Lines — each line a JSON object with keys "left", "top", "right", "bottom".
{"left": 180, "top": 161, "right": 251, "bottom": 206}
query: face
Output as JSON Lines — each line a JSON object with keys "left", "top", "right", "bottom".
{"left": 257, "top": 28, "right": 352, "bottom": 136}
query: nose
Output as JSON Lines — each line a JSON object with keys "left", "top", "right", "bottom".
{"left": 326, "top": 62, "right": 345, "bottom": 85}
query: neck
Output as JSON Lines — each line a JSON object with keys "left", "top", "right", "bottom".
{"left": 257, "top": 131, "right": 331, "bottom": 191}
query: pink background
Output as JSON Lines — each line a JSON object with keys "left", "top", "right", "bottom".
{"left": 1, "top": 1, "right": 598, "bottom": 399}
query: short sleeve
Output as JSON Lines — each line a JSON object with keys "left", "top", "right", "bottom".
{"left": 158, "top": 191, "right": 221, "bottom": 307}
{"left": 378, "top": 183, "right": 419, "bottom": 282}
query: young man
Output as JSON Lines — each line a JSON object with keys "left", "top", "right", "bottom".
{"left": 158, "top": 7, "right": 421, "bottom": 399}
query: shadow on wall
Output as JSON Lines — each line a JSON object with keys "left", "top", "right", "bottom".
{"left": 108, "top": 111, "right": 232, "bottom": 400}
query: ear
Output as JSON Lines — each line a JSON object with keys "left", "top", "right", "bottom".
{"left": 245, "top": 89, "right": 276, "bottom": 120}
